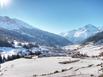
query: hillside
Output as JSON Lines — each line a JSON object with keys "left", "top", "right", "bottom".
{"left": 83, "top": 31, "right": 103, "bottom": 45}
{"left": 0, "top": 16, "right": 72, "bottom": 46}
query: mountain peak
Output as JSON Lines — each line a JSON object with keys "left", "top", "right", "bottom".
{"left": 84, "top": 24, "right": 97, "bottom": 29}
{"left": 0, "top": 16, "right": 33, "bottom": 30}
{"left": 78, "top": 24, "right": 99, "bottom": 32}
{"left": 60, "top": 24, "right": 99, "bottom": 44}
{"left": 0, "top": 16, "right": 13, "bottom": 22}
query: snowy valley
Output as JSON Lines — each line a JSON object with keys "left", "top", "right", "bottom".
{"left": 0, "top": 16, "right": 103, "bottom": 77}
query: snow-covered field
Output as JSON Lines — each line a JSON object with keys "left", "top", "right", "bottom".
{"left": 79, "top": 45, "right": 103, "bottom": 56}
{"left": 1, "top": 57, "right": 103, "bottom": 77}
{"left": 65, "top": 44, "right": 103, "bottom": 57}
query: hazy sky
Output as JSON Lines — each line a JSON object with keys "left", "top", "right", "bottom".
{"left": 0, "top": 0, "right": 103, "bottom": 34}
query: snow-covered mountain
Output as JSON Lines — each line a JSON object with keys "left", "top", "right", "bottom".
{"left": 60, "top": 24, "right": 99, "bottom": 44}
{"left": 83, "top": 31, "right": 103, "bottom": 45}
{"left": 0, "top": 16, "right": 71, "bottom": 46}
{"left": 0, "top": 16, "right": 33, "bottom": 30}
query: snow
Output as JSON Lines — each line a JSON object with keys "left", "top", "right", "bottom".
{"left": 1, "top": 57, "right": 103, "bottom": 77}
{"left": 0, "top": 48, "right": 24, "bottom": 58}
{"left": 64, "top": 43, "right": 103, "bottom": 57}
{"left": 0, "top": 16, "right": 33, "bottom": 30}
{"left": 79, "top": 46, "right": 101, "bottom": 56}
{"left": 0, "top": 16, "right": 71, "bottom": 46}
{"left": 0, "top": 47, "right": 13, "bottom": 52}
{"left": 63, "top": 45, "right": 80, "bottom": 51}
{"left": 60, "top": 24, "right": 99, "bottom": 43}
{"left": 31, "top": 48, "right": 41, "bottom": 53}
{"left": 74, "top": 29, "right": 87, "bottom": 37}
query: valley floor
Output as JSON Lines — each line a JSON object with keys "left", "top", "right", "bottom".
{"left": 0, "top": 57, "right": 103, "bottom": 77}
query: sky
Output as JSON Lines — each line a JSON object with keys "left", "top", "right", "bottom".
{"left": 0, "top": 0, "right": 103, "bottom": 34}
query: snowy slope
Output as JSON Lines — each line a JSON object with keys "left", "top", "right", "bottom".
{"left": 78, "top": 44, "right": 103, "bottom": 56}
{"left": 83, "top": 31, "right": 103, "bottom": 45}
{"left": 1, "top": 57, "right": 103, "bottom": 77}
{"left": 0, "top": 16, "right": 71, "bottom": 46}
{"left": 0, "top": 16, "right": 33, "bottom": 30}
{"left": 60, "top": 24, "right": 99, "bottom": 44}
{"left": 64, "top": 43, "right": 103, "bottom": 57}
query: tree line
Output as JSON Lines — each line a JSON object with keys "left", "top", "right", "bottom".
{"left": 0, "top": 54, "right": 21, "bottom": 64}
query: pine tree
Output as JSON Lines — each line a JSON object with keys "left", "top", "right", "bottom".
{"left": 0, "top": 54, "right": 3, "bottom": 64}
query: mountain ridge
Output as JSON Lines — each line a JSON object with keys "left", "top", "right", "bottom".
{"left": 0, "top": 16, "right": 72, "bottom": 47}
{"left": 60, "top": 24, "right": 100, "bottom": 44}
